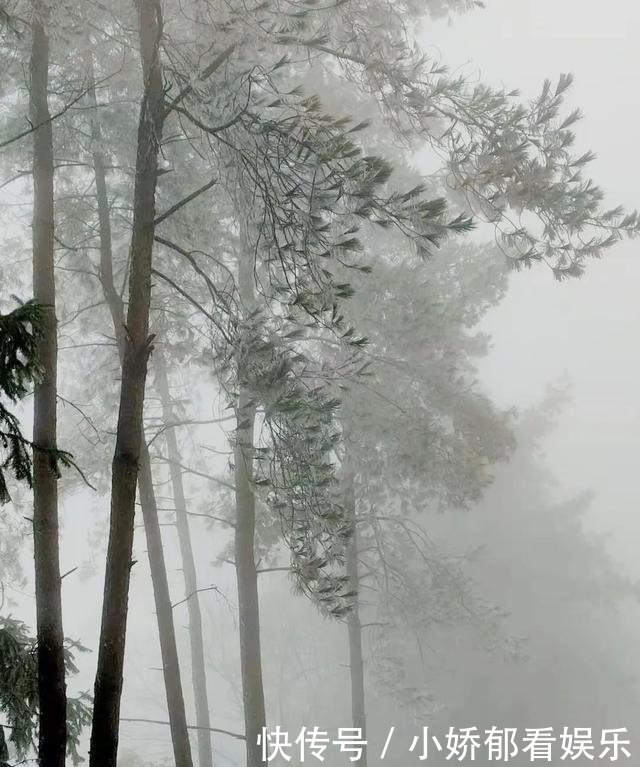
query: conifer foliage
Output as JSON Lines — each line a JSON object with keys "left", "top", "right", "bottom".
{"left": 0, "top": 299, "right": 76, "bottom": 504}
{"left": 0, "top": 300, "right": 42, "bottom": 503}
{"left": 0, "top": 617, "right": 91, "bottom": 765}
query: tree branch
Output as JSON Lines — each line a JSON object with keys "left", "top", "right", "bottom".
{"left": 163, "top": 42, "right": 237, "bottom": 116}
{"left": 150, "top": 453, "right": 235, "bottom": 491}
{"left": 154, "top": 175, "right": 218, "bottom": 225}
{"left": 0, "top": 70, "right": 119, "bottom": 151}
{"left": 120, "top": 717, "right": 245, "bottom": 741}
{"left": 171, "top": 584, "right": 224, "bottom": 609}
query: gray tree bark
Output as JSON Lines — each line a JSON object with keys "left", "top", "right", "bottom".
{"left": 156, "top": 357, "right": 214, "bottom": 767}
{"left": 234, "top": 392, "right": 266, "bottom": 767}
{"left": 86, "top": 48, "right": 194, "bottom": 767}
{"left": 234, "top": 237, "right": 266, "bottom": 767}
{"left": 138, "top": 449, "right": 194, "bottom": 767}
{"left": 345, "top": 477, "right": 367, "bottom": 767}
{"left": 89, "top": 3, "right": 167, "bottom": 765}
{"left": 30, "top": 5, "right": 67, "bottom": 765}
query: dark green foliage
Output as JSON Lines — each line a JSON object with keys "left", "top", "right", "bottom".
{"left": 0, "top": 408, "right": 33, "bottom": 504}
{"left": 0, "top": 299, "right": 81, "bottom": 503}
{"left": 0, "top": 617, "right": 39, "bottom": 756}
{"left": 0, "top": 300, "right": 42, "bottom": 503}
{"left": 0, "top": 617, "right": 91, "bottom": 764}
{"left": 0, "top": 300, "right": 42, "bottom": 402}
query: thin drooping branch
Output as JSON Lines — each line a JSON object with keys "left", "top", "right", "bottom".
{"left": 151, "top": 267, "right": 222, "bottom": 330}
{"left": 170, "top": 101, "right": 248, "bottom": 138}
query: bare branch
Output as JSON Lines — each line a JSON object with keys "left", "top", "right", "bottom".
{"left": 120, "top": 717, "right": 245, "bottom": 741}
{"left": 150, "top": 453, "right": 235, "bottom": 491}
{"left": 0, "top": 70, "right": 120, "bottom": 151}
{"left": 171, "top": 584, "right": 223, "bottom": 609}
{"left": 154, "top": 175, "right": 218, "bottom": 225}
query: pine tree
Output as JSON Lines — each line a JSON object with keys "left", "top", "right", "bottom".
{"left": 0, "top": 616, "right": 91, "bottom": 766}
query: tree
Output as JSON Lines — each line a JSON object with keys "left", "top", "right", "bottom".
{"left": 85, "top": 49, "right": 193, "bottom": 767}
{"left": 155, "top": 355, "right": 214, "bottom": 767}
{"left": 209, "top": 135, "right": 456, "bottom": 763}
{"left": 89, "top": 2, "right": 167, "bottom": 765}
{"left": 29, "top": 3, "right": 67, "bottom": 763}
{"left": 331, "top": 240, "right": 514, "bottom": 763}
{"left": 0, "top": 616, "right": 91, "bottom": 766}
{"left": 231, "top": 217, "right": 267, "bottom": 767}
{"left": 138, "top": 73, "right": 465, "bottom": 760}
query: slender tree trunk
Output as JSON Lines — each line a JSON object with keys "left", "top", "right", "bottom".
{"left": 234, "top": 241, "right": 266, "bottom": 767}
{"left": 156, "top": 358, "right": 214, "bottom": 767}
{"left": 234, "top": 393, "right": 265, "bottom": 767}
{"left": 138, "top": 448, "right": 194, "bottom": 767}
{"left": 89, "top": 4, "right": 165, "bottom": 766}
{"left": 85, "top": 52, "right": 126, "bottom": 360}
{"left": 86, "top": 50, "right": 194, "bottom": 767}
{"left": 30, "top": 7, "right": 67, "bottom": 766}
{"left": 345, "top": 477, "right": 367, "bottom": 767}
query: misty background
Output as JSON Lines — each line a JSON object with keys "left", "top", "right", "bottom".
{"left": 439, "top": 0, "right": 640, "bottom": 577}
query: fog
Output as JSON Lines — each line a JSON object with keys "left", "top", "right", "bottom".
{"left": 0, "top": 1, "right": 639, "bottom": 766}
{"left": 433, "top": 0, "right": 640, "bottom": 575}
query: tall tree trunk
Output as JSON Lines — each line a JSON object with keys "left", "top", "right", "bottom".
{"left": 86, "top": 50, "right": 194, "bottom": 767}
{"left": 138, "top": 449, "right": 194, "bottom": 767}
{"left": 234, "top": 242, "right": 266, "bottom": 767}
{"left": 234, "top": 393, "right": 265, "bottom": 767}
{"left": 89, "top": 4, "right": 165, "bottom": 766}
{"left": 30, "top": 6, "right": 67, "bottom": 766}
{"left": 345, "top": 478, "right": 367, "bottom": 767}
{"left": 156, "top": 358, "right": 214, "bottom": 767}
